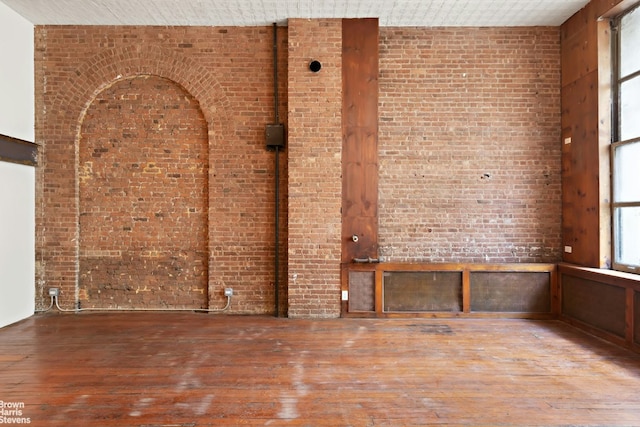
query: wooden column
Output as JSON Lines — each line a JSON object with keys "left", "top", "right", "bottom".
{"left": 341, "top": 18, "right": 379, "bottom": 264}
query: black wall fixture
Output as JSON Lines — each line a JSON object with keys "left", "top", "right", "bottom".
{"left": 266, "top": 123, "right": 284, "bottom": 149}
{"left": 309, "top": 60, "right": 322, "bottom": 73}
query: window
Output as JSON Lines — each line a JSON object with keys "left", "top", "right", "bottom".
{"left": 612, "top": 4, "right": 640, "bottom": 273}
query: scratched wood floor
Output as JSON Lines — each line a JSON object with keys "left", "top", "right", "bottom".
{"left": 2, "top": 313, "right": 640, "bottom": 426}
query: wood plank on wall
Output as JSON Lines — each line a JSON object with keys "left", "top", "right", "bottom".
{"left": 342, "top": 18, "right": 379, "bottom": 263}
{"left": 0, "top": 134, "right": 37, "bottom": 166}
{"left": 560, "top": 0, "right": 614, "bottom": 268}
{"left": 561, "top": 71, "right": 601, "bottom": 267}
{"left": 560, "top": 0, "right": 631, "bottom": 269}
{"left": 561, "top": 7, "right": 597, "bottom": 88}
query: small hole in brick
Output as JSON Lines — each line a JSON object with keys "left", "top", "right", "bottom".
{"left": 309, "top": 60, "right": 322, "bottom": 73}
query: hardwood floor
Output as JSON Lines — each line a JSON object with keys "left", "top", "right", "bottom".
{"left": 1, "top": 313, "right": 640, "bottom": 426}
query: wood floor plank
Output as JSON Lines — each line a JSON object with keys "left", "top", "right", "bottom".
{"left": 1, "top": 313, "right": 640, "bottom": 426}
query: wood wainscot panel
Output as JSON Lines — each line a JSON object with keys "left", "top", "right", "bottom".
{"left": 558, "top": 263, "right": 640, "bottom": 352}
{"left": 348, "top": 270, "right": 375, "bottom": 312}
{"left": 635, "top": 290, "right": 640, "bottom": 347}
{"left": 562, "top": 274, "right": 626, "bottom": 338}
{"left": 383, "top": 271, "right": 462, "bottom": 312}
{"left": 470, "top": 271, "right": 551, "bottom": 313}
{"left": 343, "top": 263, "right": 556, "bottom": 318}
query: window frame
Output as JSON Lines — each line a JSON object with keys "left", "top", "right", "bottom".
{"left": 611, "top": 4, "right": 640, "bottom": 274}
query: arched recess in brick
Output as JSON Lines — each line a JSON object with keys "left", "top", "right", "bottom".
{"left": 37, "top": 45, "right": 232, "bottom": 309}
{"left": 78, "top": 75, "right": 209, "bottom": 308}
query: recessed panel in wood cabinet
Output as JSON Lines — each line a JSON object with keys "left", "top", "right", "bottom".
{"left": 635, "top": 291, "right": 640, "bottom": 346}
{"left": 383, "top": 271, "right": 462, "bottom": 312}
{"left": 562, "top": 274, "right": 626, "bottom": 338}
{"left": 349, "top": 270, "right": 375, "bottom": 312}
{"left": 470, "top": 272, "right": 551, "bottom": 313}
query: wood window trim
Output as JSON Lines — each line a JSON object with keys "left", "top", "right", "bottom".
{"left": 610, "top": 4, "right": 640, "bottom": 274}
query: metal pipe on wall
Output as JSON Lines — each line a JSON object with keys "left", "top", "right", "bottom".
{"left": 265, "top": 23, "right": 285, "bottom": 316}
{"left": 269, "top": 22, "right": 283, "bottom": 317}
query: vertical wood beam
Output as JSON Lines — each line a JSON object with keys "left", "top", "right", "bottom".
{"left": 342, "top": 18, "right": 379, "bottom": 264}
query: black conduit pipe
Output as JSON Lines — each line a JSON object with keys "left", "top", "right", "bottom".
{"left": 272, "top": 22, "right": 280, "bottom": 317}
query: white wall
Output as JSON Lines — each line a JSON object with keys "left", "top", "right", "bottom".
{"left": 0, "top": 2, "right": 36, "bottom": 327}
{"left": 0, "top": 162, "right": 36, "bottom": 327}
{"left": 0, "top": 1, "right": 34, "bottom": 141}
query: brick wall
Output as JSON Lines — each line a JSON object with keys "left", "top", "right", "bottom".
{"left": 35, "top": 23, "right": 562, "bottom": 317}
{"left": 287, "top": 19, "right": 343, "bottom": 318}
{"left": 35, "top": 26, "right": 288, "bottom": 313}
{"left": 378, "top": 27, "right": 562, "bottom": 263}
{"left": 78, "top": 76, "right": 209, "bottom": 308}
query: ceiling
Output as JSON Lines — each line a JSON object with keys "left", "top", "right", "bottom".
{"left": 1, "top": 0, "right": 589, "bottom": 27}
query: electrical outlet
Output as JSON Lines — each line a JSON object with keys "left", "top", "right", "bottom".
{"left": 48, "top": 288, "right": 59, "bottom": 297}
{"left": 224, "top": 288, "right": 233, "bottom": 297}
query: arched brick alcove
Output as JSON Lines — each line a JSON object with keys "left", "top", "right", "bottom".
{"left": 78, "top": 75, "right": 209, "bottom": 308}
{"left": 36, "top": 44, "right": 232, "bottom": 309}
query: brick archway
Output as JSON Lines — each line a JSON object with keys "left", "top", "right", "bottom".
{"left": 78, "top": 75, "right": 209, "bottom": 308}
{"left": 37, "top": 45, "right": 231, "bottom": 309}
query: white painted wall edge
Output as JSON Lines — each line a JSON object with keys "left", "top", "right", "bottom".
{"left": 0, "top": 162, "right": 36, "bottom": 328}
{"left": 0, "top": 1, "right": 36, "bottom": 328}
{"left": 0, "top": 1, "right": 35, "bottom": 142}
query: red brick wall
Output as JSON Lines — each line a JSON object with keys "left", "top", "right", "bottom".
{"left": 78, "top": 76, "right": 209, "bottom": 308}
{"left": 286, "top": 19, "right": 343, "bottom": 318}
{"left": 378, "top": 27, "right": 562, "bottom": 263}
{"left": 34, "top": 23, "right": 562, "bottom": 317}
{"left": 35, "top": 26, "right": 288, "bottom": 313}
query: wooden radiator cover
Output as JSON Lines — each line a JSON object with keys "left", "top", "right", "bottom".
{"left": 342, "top": 263, "right": 557, "bottom": 319}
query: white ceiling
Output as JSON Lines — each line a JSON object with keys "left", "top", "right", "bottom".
{"left": 0, "top": 0, "right": 589, "bottom": 27}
